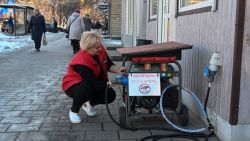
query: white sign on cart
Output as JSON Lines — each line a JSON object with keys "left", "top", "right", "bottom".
{"left": 128, "top": 73, "right": 161, "bottom": 96}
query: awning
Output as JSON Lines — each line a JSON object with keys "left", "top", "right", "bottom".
{"left": 0, "top": 4, "right": 34, "bottom": 9}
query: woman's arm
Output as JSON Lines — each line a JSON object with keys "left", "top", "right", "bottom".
{"left": 107, "top": 55, "right": 114, "bottom": 71}
{"left": 106, "top": 55, "right": 127, "bottom": 75}
{"left": 73, "top": 65, "right": 107, "bottom": 89}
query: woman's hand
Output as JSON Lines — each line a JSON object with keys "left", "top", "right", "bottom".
{"left": 116, "top": 66, "right": 127, "bottom": 75}
{"left": 111, "top": 65, "right": 127, "bottom": 75}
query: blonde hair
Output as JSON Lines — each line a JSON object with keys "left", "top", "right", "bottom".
{"left": 80, "top": 32, "right": 102, "bottom": 50}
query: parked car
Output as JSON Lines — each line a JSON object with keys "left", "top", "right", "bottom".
{"left": 57, "top": 26, "right": 66, "bottom": 32}
{"left": 45, "top": 22, "right": 54, "bottom": 32}
{"left": 1, "top": 20, "right": 9, "bottom": 32}
{"left": 46, "top": 22, "right": 66, "bottom": 33}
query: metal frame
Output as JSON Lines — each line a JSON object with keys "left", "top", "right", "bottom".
{"left": 0, "top": 4, "right": 33, "bottom": 35}
{"left": 121, "top": 56, "right": 183, "bottom": 117}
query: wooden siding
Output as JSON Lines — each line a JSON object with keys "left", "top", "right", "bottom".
{"left": 110, "top": 0, "right": 121, "bottom": 38}
{"left": 146, "top": 21, "right": 157, "bottom": 43}
{"left": 175, "top": 0, "right": 237, "bottom": 121}
{"left": 139, "top": 0, "right": 147, "bottom": 39}
{"left": 238, "top": 0, "right": 250, "bottom": 124}
{"left": 123, "top": 0, "right": 148, "bottom": 47}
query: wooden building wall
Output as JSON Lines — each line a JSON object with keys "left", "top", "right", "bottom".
{"left": 238, "top": 0, "right": 250, "bottom": 124}
{"left": 110, "top": 0, "right": 121, "bottom": 38}
{"left": 146, "top": 21, "right": 157, "bottom": 43}
{"left": 175, "top": 0, "right": 237, "bottom": 121}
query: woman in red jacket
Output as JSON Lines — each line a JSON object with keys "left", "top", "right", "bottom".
{"left": 62, "top": 32, "right": 126, "bottom": 123}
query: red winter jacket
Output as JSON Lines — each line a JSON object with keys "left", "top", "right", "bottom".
{"left": 62, "top": 45, "right": 108, "bottom": 91}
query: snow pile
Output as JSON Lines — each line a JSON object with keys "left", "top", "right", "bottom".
{"left": 0, "top": 33, "right": 32, "bottom": 53}
{"left": 0, "top": 32, "right": 62, "bottom": 53}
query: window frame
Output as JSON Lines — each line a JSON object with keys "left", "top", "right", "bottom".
{"left": 178, "top": 0, "right": 216, "bottom": 14}
{"left": 149, "top": 0, "right": 158, "bottom": 21}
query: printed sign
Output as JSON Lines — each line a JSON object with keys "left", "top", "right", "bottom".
{"left": 128, "top": 73, "right": 161, "bottom": 96}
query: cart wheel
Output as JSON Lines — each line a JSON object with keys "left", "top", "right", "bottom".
{"left": 119, "top": 106, "right": 127, "bottom": 128}
{"left": 179, "top": 105, "right": 189, "bottom": 126}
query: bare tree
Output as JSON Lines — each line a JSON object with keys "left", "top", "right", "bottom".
{"left": 82, "top": 0, "right": 99, "bottom": 7}
{"left": 22, "top": 0, "right": 103, "bottom": 27}
{"left": 43, "top": 0, "right": 59, "bottom": 17}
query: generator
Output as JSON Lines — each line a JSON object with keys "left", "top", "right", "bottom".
{"left": 115, "top": 42, "right": 193, "bottom": 128}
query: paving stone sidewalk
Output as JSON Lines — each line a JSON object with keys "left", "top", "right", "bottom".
{"left": 0, "top": 33, "right": 219, "bottom": 141}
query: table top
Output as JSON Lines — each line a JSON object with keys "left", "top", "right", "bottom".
{"left": 117, "top": 41, "right": 192, "bottom": 57}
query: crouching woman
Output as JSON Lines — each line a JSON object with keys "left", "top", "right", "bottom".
{"left": 62, "top": 32, "right": 126, "bottom": 123}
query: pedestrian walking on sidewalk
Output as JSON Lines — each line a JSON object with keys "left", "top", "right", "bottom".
{"left": 67, "top": 9, "right": 85, "bottom": 54}
{"left": 62, "top": 32, "right": 127, "bottom": 123}
{"left": 104, "top": 16, "right": 108, "bottom": 35}
{"left": 83, "top": 14, "right": 92, "bottom": 31}
{"left": 28, "top": 9, "right": 46, "bottom": 52}
{"left": 53, "top": 18, "right": 58, "bottom": 33}
{"left": 8, "top": 15, "right": 14, "bottom": 34}
{"left": 92, "top": 19, "right": 102, "bottom": 31}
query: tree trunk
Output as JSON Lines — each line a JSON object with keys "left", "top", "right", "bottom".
{"left": 52, "top": 6, "right": 55, "bottom": 17}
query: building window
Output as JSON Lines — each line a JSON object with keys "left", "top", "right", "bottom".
{"left": 178, "top": 0, "right": 215, "bottom": 13}
{"left": 149, "top": 0, "right": 158, "bottom": 21}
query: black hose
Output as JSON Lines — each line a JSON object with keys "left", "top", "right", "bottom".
{"left": 141, "top": 134, "right": 200, "bottom": 141}
{"left": 203, "top": 83, "right": 215, "bottom": 135}
{"left": 141, "top": 131, "right": 214, "bottom": 141}
{"left": 204, "top": 83, "right": 211, "bottom": 114}
{"left": 140, "top": 131, "right": 214, "bottom": 141}
{"left": 104, "top": 85, "right": 178, "bottom": 131}
{"left": 105, "top": 83, "right": 214, "bottom": 141}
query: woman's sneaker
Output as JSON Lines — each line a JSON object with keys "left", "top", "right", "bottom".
{"left": 69, "top": 110, "right": 81, "bottom": 123}
{"left": 82, "top": 101, "right": 96, "bottom": 117}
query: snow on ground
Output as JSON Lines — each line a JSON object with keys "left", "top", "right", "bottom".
{"left": 0, "top": 32, "right": 63, "bottom": 53}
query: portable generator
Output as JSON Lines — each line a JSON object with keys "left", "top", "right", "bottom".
{"left": 113, "top": 42, "right": 193, "bottom": 128}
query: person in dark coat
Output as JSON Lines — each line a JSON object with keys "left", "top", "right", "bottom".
{"left": 92, "top": 20, "right": 102, "bottom": 30}
{"left": 104, "top": 16, "right": 108, "bottom": 35}
{"left": 53, "top": 19, "right": 58, "bottom": 33}
{"left": 28, "top": 9, "right": 46, "bottom": 52}
{"left": 83, "top": 14, "right": 92, "bottom": 31}
{"left": 8, "top": 16, "right": 14, "bottom": 34}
